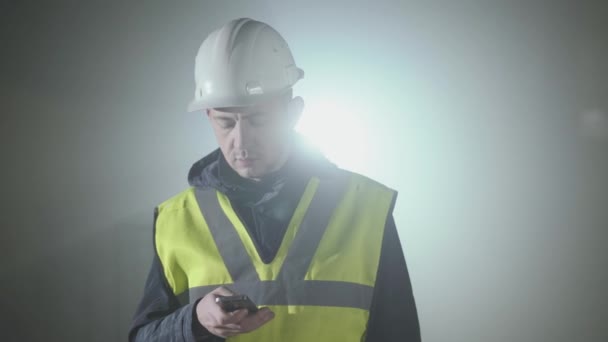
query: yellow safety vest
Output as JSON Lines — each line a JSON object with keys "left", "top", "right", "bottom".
{"left": 155, "top": 170, "right": 396, "bottom": 341}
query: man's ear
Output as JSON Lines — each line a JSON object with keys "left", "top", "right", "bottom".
{"left": 287, "top": 96, "right": 304, "bottom": 127}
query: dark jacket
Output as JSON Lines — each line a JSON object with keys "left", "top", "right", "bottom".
{"left": 129, "top": 140, "right": 421, "bottom": 341}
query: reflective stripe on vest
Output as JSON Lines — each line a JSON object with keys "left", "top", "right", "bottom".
{"left": 155, "top": 171, "right": 396, "bottom": 341}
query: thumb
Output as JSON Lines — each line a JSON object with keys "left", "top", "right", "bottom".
{"left": 245, "top": 307, "right": 275, "bottom": 329}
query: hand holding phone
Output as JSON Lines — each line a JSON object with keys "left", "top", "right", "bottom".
{"left": 196, "top": 287, "right": 273, "bottom": 338}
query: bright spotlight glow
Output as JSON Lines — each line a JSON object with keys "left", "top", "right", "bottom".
{"left": 295, "top": 97, "right": 374, "bottom": 174}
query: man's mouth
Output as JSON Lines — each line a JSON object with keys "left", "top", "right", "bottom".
{"left": 235, "top": 158, "right": 255, "bottom": 167}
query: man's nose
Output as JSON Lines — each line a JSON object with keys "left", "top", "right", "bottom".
{"left": 233, "top": 120, "right": 252, "bottom": 149}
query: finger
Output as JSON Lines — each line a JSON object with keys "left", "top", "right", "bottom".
{"left": 210, "top": 327, "right": 241, "bottom": 338}
{"left": 219, "top": 323, "right": 242, "bottom": 330}
{"left": 240, "top": 307, "right": 275, "bottom": 332}
{"left": 218, "top": 309, "right": 248, "bottom": 325}
{"left": 207, "top": 322, "right": 242, "bottom": 338}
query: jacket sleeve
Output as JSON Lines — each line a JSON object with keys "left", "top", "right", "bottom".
{"left": 128, "top": 210, "right": 223, "bottom": 342}
{"left": 365, "top": 214, "right": 421, "bottom": 342}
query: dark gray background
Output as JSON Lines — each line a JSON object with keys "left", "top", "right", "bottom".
{"left": 1, "top": 1, "right": 607, "bottom": 341}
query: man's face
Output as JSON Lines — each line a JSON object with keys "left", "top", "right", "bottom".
{"left": 207, "top": 96, "right": 294, "bottom": 181}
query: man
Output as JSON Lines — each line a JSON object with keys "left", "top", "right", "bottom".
{"left": 129, "top": 18, "right": 420, "bottom": 341}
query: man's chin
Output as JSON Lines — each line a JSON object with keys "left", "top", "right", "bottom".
{"left": 235, "top": 167, "right": 263, "bottom": 181}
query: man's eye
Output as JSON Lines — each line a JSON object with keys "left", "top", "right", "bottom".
{"left": 217, "top": 119, "right": 235, "bottom": 129}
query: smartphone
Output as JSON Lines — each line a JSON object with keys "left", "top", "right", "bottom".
{"left": 215, "top": 294, "right": 259, "bottom": 313}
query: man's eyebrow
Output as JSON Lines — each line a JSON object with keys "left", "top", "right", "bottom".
{"left": 213, "top": 114, "right": 236, "bottom": 120}
{"left": 212, "top": 109, "right": 271, "bottom": 120}
{"left": 246, "top": 112, "right": 266, "bottom": 118}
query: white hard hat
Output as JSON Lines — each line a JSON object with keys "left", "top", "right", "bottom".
{"left": 187, "top": 18, "right": 304, "bottom": 112}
